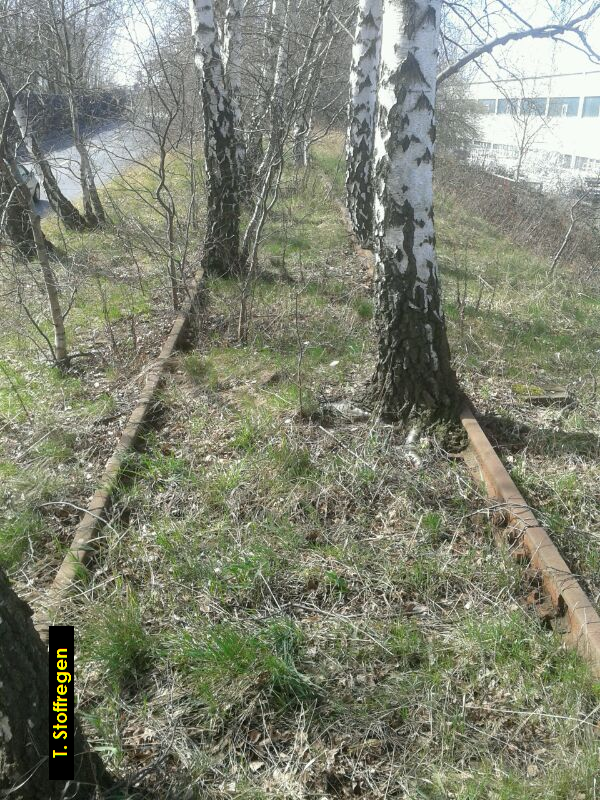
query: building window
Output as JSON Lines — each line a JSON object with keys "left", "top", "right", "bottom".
{"left": 574, "top": 156, "right": 589, "bottom": 170}
{"left": 548, "top": 97, "right": 579, "bottom": 117}
{"left": 582, "top": 96, "right": 600, "bottom": 117}
{"left": 560, "top": 154, "right": 573, "bottom": 168}
{"left": 492, "top": 143, "right": 518, "bottom": 156}
{"left": 478, "top": 98, "right": 496, "bottom": 113}
{"left": 521, "top": 97, "right": 547, "bottom": 116}
{"left": 497, "top": 98, "right": 518, "bottom": 115}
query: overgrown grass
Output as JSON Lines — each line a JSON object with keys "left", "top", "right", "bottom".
{"left": 41, "top": 140, "right": 600, "bottom": 797}
{"left": 0, "top": 149, "right": 204, "bottom": 576}
{"left": 80, "top": 592, "right": 154, "bottom": 691}
{"left": 173, "top": 618, "right": 318, "bottom": 711}
{"left": 2, "top": 134, "right": 599, "bottom": 797}
{"left": 431, "top": 149, "right": 600, "bottom": 595}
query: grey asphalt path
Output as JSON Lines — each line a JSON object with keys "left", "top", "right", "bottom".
{"left": 26, "top": 121, "right": 151, "bottom": 217}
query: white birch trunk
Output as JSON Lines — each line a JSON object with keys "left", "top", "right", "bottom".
{"left": 241, "top": 0, "right": 289, "bottom": 268}
{"left": 223, "top": 0, "right": 246, "bottom": 176}
{"left": 12, "top": 95, "right": 88, "bottom": 231}
{"left": 190, "top": 0, "right": 240, "bottom": 275}
{"left": 372, "top": 0, "right": 459, "bottom": 419}
{"left": 0, "top": 156, "right": 68, "bottom": 363}
{"left": 345, "top": 0, "right": 382, "bottom": 246}
{"left": 0, "top": 67, "right": 88, "bottom": 231}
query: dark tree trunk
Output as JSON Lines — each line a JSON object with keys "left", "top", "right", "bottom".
{"left": 0, "top": 159, "right": 57, "bottom": 260}
{"left": 373, "top": 252, "right": 460, "bottom": 418}
{"left": 0, "top": 69, "right": 89, "bottom": 232}
{"left": 371, "top": 0, "right": 460, "bottom": 421}
{"left": 0, "top": 169, "right": 38, "bottom": 259}
{"left": 0, "top": 146, "right": 68, "bottom": 364}
{"left": 200, "top": 82, "right": 241, "bottom": 276}
{"left": 28, "top": 132, "right": 89, "bottom": 231}
{"left": 0, "top": 567, "right": 111, "bottom": 799}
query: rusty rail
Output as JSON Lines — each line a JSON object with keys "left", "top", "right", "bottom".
{"left": 320, "top": 169, "right": 600, "bottom": 677}
{"left": 35, "top": 274, "right": 205, "bottom": 640}
{"left": 461, "top": 409, "right": 600, "bottom": 677}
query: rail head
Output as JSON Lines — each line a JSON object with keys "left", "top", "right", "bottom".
{"left": 460, "top": 408, "right": 600, "bottom": 678}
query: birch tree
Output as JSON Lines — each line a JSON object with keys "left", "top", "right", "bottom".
{"left": 371, "top": 0, "right": 459, "bottom": 419}
{"left": 0, "top": 85, "right": 69, "bottom": 367}
{"left": 190, "top": 0, "right": 241, "bottom": 275}
{"left": 347, "top": 0, "right": 600, "bottom": 250}
{"left": 0, "top": 66, "right": 89, "bottom": 231}
{"left": 345, "top": 0, "right": 382, "bottom": 246}
{"left": 40, "top": 0, "right": 115, "bottom": 228}
{"left": 223, "top": 0, "right": 246, "bottom": 178}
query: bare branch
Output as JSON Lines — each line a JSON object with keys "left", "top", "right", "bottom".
{"left": 438, "top": 2, "right": 600, "bottom": 83}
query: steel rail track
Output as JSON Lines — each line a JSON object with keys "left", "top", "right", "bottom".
{"left": 34, "top": 273, "right": 205, "bottom": 641}
{"left": 31, "top": 172, "right": 600, "bottom": 678}
{"left": 321, "top": 170, "right": 600, "bottom": 677}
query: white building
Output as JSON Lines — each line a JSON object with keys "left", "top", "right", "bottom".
{"left": 470, "top": 68, "right": 600, "bottom": 189}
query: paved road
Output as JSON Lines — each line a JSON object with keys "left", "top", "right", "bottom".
{"left": 27, "top": 122, "right": 151, "bottom": 217}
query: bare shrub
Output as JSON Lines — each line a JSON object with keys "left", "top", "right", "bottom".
{"left": 436, "top": 157, "right": 600, "bottom": 280}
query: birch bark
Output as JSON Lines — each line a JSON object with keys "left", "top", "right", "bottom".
{"left": 0, "top": 155, "right": 68, "bottom": 364}
{"left": 0, "top": 69, "right": 88, "bottom": 231}
{"left": 223, "top": 0, "right": 246, "bottom": 177}
{"left": 345, "top": 0, "right": 382, "bottom": 246}
{"left": 190, "top": 0, "right": 241, "bottom": 275}
{"left": 372, "top": 0, "right": 459, "bottom": 420}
